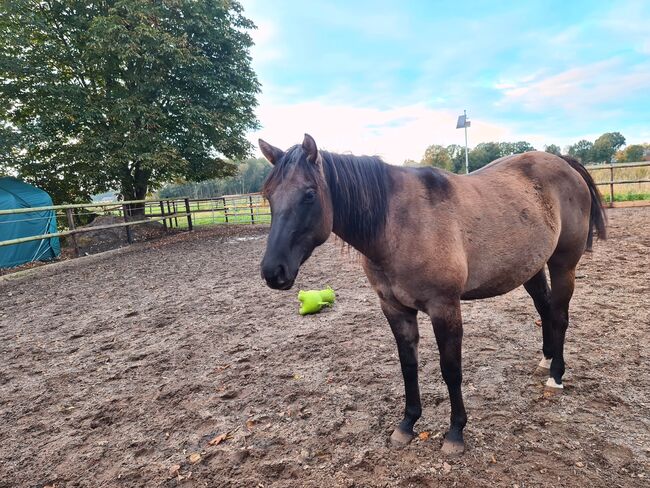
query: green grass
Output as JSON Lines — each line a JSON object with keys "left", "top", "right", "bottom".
{"left": 602, "top": 191, "right": 650, "bottom": 203}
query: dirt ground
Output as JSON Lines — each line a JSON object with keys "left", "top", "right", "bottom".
{"left": 0, "top": 208, "right": 648, "bottom": 488}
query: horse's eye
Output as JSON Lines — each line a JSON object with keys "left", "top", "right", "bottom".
{"left": 304, "top": 189, "right": 316, "bottom": 203}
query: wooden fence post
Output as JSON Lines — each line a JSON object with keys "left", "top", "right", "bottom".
{"left": 159, "top": 201, "right": 167, "bottom": 231}
{"left": 249, "top": 195, "right": 255, "bottom": 224}
{"left": 166, "top": 200, "right": 173, "bottom": 228}
{"left": 65, "top": 208, "right": 80, "bottom": 257}
{"left": 122, "top": 204, "right": 133, "bottom": 244}
{"left": 184, "top": 198, "right": 193, "bottom": 231}
{"left": 223, "top": 197, "right": 229, "bottom": 223}
{"left": 609, "top": 165, "right": 615, "bottom": 207}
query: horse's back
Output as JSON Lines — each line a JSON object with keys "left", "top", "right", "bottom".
{"left": 387, "top": 152, "right": 591, "bottom": 301}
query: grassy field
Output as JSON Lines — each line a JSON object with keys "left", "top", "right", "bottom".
{"left": 147, "top": 198, "right": 271, "bottom": 229}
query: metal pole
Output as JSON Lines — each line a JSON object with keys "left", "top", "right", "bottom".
{"left": 463, "top": 109, "right": 469, "bottom": 174}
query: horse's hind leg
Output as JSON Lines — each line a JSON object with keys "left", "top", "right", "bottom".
{"left": 523, "top": 268, "right": 553, "bottom": 373}
{"left": 544, "top": 259, "right": 577, "bottom": 392}
{"left": 429, "top": 298, "right": 466, "bottom": 455}
{"left": 380, "top": 300, "right": 422, "bottom": 446}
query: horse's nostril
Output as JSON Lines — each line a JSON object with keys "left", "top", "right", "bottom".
{"left": 275, "top": 264, "right": 287, "bottom": 283}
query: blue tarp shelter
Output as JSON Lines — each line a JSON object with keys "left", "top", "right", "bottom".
{"left": 0, "top": 177, "right": 60, "bottom": 268}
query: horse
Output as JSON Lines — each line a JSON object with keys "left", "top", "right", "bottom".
{"left": 258, "top": 134, "right": 606, "bottom": 455}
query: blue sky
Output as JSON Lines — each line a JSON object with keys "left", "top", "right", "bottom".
{"left": 241, "top": 0, "right": 650, "bottom": 163}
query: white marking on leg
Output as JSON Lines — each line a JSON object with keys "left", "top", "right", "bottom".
{"left": 545, "top": 377, "right": 564, "bottom": 389}
{"left": 538, "top": 357, "right": 552, "bottom": 369}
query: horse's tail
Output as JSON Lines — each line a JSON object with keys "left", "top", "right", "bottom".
{"left": 559, "top": 155, "right": 607, "bottom": 251}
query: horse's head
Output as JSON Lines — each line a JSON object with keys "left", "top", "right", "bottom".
{"left": 259, "top": 134, "right": 333, "bottom": 290}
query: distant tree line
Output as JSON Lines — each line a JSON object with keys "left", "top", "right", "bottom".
{"left": 158, "top": 158, "right": 271, "bottom": 199}
{"left": 408, "top": 131, "right": 649, "bottom": 173}
{"left": 142, "top": 131, "right": 650, "bottom": 199}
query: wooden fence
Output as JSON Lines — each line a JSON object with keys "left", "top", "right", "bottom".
{"left": 0, "top": 193, "right": 270, "bottom": 259}
{"left": 585, "top": 160, "right": 650, "bottom": 207}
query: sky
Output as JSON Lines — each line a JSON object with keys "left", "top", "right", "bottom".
{"left": 240, "top": 0, "right": 650, "bottom": 164}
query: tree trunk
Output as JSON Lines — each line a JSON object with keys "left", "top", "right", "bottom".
{"left": 121, "top": 162, "right": 149, "bottom": 219}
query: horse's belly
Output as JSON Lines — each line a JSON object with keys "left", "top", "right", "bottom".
{"left": 461, "top": 250, "right": 551, "bottom": 300}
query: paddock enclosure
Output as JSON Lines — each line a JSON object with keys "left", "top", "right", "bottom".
{"left": 0, "top": 208, "right": 648, "bottom": 487}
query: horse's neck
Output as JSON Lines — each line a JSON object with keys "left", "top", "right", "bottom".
{"left": 325, "top": 155, "right": 392, "bottom": 260}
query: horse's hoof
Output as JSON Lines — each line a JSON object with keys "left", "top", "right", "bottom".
{"left": 543, "top": 377, "right": 564, "bottom": 397}
{"left": 441, "top": 438, "right": 465, "bottom": 456}
{"left": 390, "top": 428, "right": 415, "bottom": 447}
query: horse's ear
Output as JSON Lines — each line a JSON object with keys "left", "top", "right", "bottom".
{"left": 259, "top": 139, "right": 284, "bottom": 165}
{"left": 302, "top": 133, "right": 318, "bottom": 163}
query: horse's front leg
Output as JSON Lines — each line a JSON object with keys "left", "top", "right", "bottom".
{"left": 380, "top": 299, "right": 422, "bottom": 446}
{"left": 429, "top": 298, "right": 467, "bottom": 455}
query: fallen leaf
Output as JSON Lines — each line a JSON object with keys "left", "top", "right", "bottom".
{"left": 188, "top": 452, "right": 201, "bottom": 464}
{"left": 418, "top": 431, "right": 430, "bottom": 441}
{"left": 490, "top": 454, "right": 497, "bottom": 464}
{"left": 169, "top": 464, "right": 181, "bottom": 476}
{"left": 208, "top": 432, "right": 232, "bottom": 446}
{"left": 246, "top": 419, "right": 255, "bottom": 430}
{"left": 576, "top": 461, "right": 585, "bottom": 468}
{"left": 293, "top": 373, "right": 302, "bottom": 380}
{"left": 442, "top": 462, "right": 452, "bottom": 474}
{"left": 535, "top": 319, "right": 542, "bottom": 327}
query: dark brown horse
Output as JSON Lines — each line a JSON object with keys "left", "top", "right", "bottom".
{"left": 258, "top": 134, "right": 606, "bottom": 455}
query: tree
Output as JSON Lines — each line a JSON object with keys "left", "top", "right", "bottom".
{"left": 567, "top": 140, "right": 594, "bottom": 163}
{"left": 446, "top": 144, "right": 466, "bottom": 174}
{"left": 469, "top": 142, "right": 501, "bottom": 171}
{"left": 421, "top": 144, "right": 453, "bottom": 171}
{"left": 591, "top": 132, "right": 626, "bottom": 164}
{"left": 0, "top": 0, "right": 260, "bottom": 210}
{"left": 616, "top": 144, "right": 645, "bottom": 163}
{"left": 498, "top": 141, "right": 536, "bottom": 156}
{"left": 544, "top": 144, "right": 561, "bottom": 156}
{"left": 403, "top": 159, "right": 419, "bottom": 167}
{"left": 158, "top": 158, "right": 271, "bottom": 199}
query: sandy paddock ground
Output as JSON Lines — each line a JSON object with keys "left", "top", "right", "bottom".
{"left": 0, "top": 207, "right": 648, "bottom": 488}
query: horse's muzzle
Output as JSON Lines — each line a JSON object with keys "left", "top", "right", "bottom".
{"left": 261, "top": 262, "right": 295, "bottom": 290}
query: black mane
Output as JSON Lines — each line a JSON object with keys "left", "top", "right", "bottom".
{"left": 262, "top": 146, "right": 391, "bottom": 249}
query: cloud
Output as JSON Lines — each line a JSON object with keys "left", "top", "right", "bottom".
{"left": 249, "top": 99, "right": 554, "bottom": 163}
{"left": 495, "top": 58, "right": 650, "bottom": 114}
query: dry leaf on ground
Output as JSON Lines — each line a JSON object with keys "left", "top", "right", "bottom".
{"left": 208, "top": 432, "right": 232, "bottom": 446}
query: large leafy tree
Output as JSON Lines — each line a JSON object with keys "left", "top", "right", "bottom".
{"left": 544, "top": 144, "right": 561, "bottom": 156}
{"left": 567, "top": 139, "right": 594, "bottom": 163}
{"left": 0, "top": 0, "right": 259, "bottom": 208}
{"left": 616, "top": 144, "right": 646, "bottom": 163}
{"left": 446, "top": 144, "right": 466, "bottom": 173}
{"left": 421, "top": 144, "right": 453, "bottom": 171}
{"left": 469, "top": 142, "right": 502, "bottom": 171}
{"left": 591, "top": 132, "right": 626, "bottom": 164}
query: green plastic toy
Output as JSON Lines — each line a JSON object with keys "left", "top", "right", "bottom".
{"left": 297, "top": 287, "right": 336, "bottom": 315}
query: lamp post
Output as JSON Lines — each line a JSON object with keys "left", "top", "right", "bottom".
{"left": 456, "top": 110, "right": 471, "bottom": 174}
